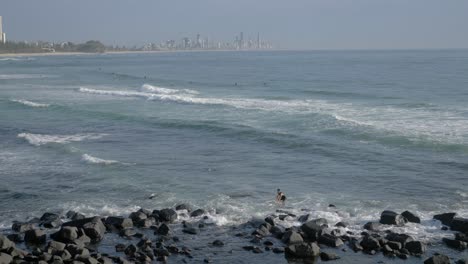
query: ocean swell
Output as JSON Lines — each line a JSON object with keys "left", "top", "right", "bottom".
{"left": 81, "top": 154, "right": 119, "bottom": 165}
{"left": 11, "top": 99, "right": 50, "bottom": 108}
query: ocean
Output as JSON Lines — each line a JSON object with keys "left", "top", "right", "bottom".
{"left": 0, "top": 50, "right": 467, "bottom": 262}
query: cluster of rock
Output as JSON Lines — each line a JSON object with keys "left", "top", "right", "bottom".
{"left": 0, "top": 205, "right": 467, "bottom": 264}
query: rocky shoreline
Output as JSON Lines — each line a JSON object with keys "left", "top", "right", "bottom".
{"left": 0, "top": 205, "right": 467, "bottom": 264}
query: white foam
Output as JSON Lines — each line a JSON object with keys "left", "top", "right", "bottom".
{"left": 77, "top": 86, "right": 468, "bottom": 145}
{"left": 0, "top": 57, "right": 35, "bottom": 61}
{"left": 81, "top": 154, "right": 119, "bottom": 165}
{"left": 11, "top": 99, "right": 50, "bottom": 108}
{"left": 18, "top": 132, "right": 107, "bottom": 146}
{"left": 141, "top": 84, "right": 199, "bottom": 95}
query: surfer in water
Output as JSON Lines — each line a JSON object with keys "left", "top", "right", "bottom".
{"left": 276, "top": 189, "right": 286, "bottom": 206}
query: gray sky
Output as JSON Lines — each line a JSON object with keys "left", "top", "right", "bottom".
{"left": 1, "top": 0, "right": 468, "bottom": 49}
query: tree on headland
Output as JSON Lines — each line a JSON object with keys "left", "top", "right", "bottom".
{"left": 76, "top": 40, "right": 106, "bottom": 53}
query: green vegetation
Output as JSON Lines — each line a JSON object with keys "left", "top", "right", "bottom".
{"left": 0, "top": 40, "right": 112, "bottom": 54}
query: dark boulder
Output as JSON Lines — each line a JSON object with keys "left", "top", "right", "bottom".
{"left": 424, "top": 254, "right": 451, "bottom": 264}
{"left": 119, "top": 228, "right": 136, "bottom": 237}
{"left": 82, "top": 218, "right": 106, "bottom": 242}
{"left": 387, "top": 241, "right": 402, "bottom": 250}
{"left": 320, "top": 252, "right": 340, "bottom": 261}
{"left": 212, "top": 240, "right": 224, "bottom": 247}
{"left": 455, "top": 233, "right": 468, "bottom": 242}
{"left": 335, "top": 222, "right": 348, "bottom": 228}
{"left": 319, "top": 234, "right": 344, "bottom": 248}
{"left": 6, "top": 233, "right": 23, "bottom": 243}
{"left": 51, "top": 226, "right": 78, "bottom": 243}
{"left": 0, "top": 235, "right": 14, "bottom": 250}
{"left": 405, "top": 241, "right": 426, "bottom": 255}
{"left": 360, "top": 236, "right": 380, "bottom": 251}
{"left": 12, "top": 222, "right": 35, "bottom": 232}
{"left": 264, "top": 216, "right": 275, "bottom": 226}
{"left": 190, "top": 209, "right": 205, "bottom": 218}
{"left": 456, "top": 259, "right": 467, "bottom": 264}
{"left": 105, "top": 217, "right": 133, "bottom": 230}
{"left": 156, "top": 223, "right": 170, "bottom": 236}
{"left": 363, "top": 222, "right": 380, "bottom": 231}
{"left": 129, "top": 212, "right": 147, "bottom": 223}
{"left": 40, "top": 212, "right": 60, "bottom": 222}
{"left": 301, "top": 221, "right": 325, "bottom": 241}
{"left": 451, "top": 218, "right": 468, "bottom": 234}
{"left": 285, "top": 242, "right": 320, "bottom": 258}
{"left": 443, "top": 238, "right": 467, "bottom": 250}
{"left": 402, "top": 211, "right": 421, "bottom": 224}
{"left": 0, "top": 253, "right": 13, "bottom": 264}
{"left": 386, "top": 233, "right": 414, "bottom": 246}
{"left": 281, "top": 230, "right": 303, "bottom": 245}
{"left": 272, "top": 247, "right": 285, "bottom": 254}
{"left": 159, "top": 209, "right": 177, "bottom": 222}
{"left": 380, "top": 210, "right": 406, "bottom": 226}
{"left": 136, "top": 217, "right": 156, "bottom": 228}
{"left": 175, "top": 204, "right": 191, "bottom": 212}
{"left": 434, "top": 213, "right": 457, "bottom": 226}
{"left": 270, "top": 226, "right": 284, "bottom": 239}
{"left": 182, "top": 227, "right": 198, "bottom": 235}
{"left": 24, "top": 229, "right": 46, "bottom": 244}
{"left": 298, "top": 214, "right": 312, "bottom": 223}
{"left": 115, "top": 244, "right": 125, "bottom": 252}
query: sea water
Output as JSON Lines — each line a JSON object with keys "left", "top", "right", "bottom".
{"left": 0, "top": 50, "right": 467, "bottom": 261}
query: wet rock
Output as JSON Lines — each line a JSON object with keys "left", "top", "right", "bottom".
{"left": 0, "top": 253, "right": 13, "bottom": 264}
{"left": 405, "top": 241, "right": 426, "bottom": 255}
{"left": 47, "top": 240, "right": 66, "bottom": 254}
{"left": 387, "top": 241, "right": 402, "bottom": 250}
{"left": 12, "top": 222, "right": 35, "bottom": 232}
{"left": 129, "top": 212, "right": 147, "bottom": 223}
{"left": 157, "top": 223, "right": 170, "bottom": 236}
{"left": 456, "top": 259, "right": 467, "bottom": 264}
{"left": 159, "top": 209, "right": 177, "bottom": 223}
{"left": 40, "top": 212, "right": 60, "bottom": 222}
{"left": 424, "top": 254, "right": 451, "bottom": 264}
{"left": 264, "top": 216, "right": 275, "bottom": 226}
{"left": 282, "top": 230, "right": 303, "bottom": 245}
{"left": 402, "top": 211, "right": 421, "bottom": 224}
{"left": 0, "top": 235, "right": 14, "bottom": 251}
{"left": 335, "top": 222, "right": 348, "bottom": 228}
{"left": 62, "top": 217, "right": 106, "bottom": 242}
{"left": 119, "top": 228, "right": 136, "bottom": 237}
{"left": 252, "top": 247, "right": 263, "bottom": 253}
{"left": 43, "top": 218, "right": 62, "bottom": 229}
{"left": 386, "top": 233, "right": 414, "bottom": 246}
{"left": 115, "top": 244, "right": 126, "bottom": 252}
{"left": 349, "top": 239, "right": 363, "bottom": 252}
{"left": 273, "top": 247, "right": 285, "bottom": 254}
{"left": 175, "top": 204, "right": 191, "bottom": 212}
{"left": 252, "top": 225, "right": 270, "bottom": 237}
{"left": 136, "top": 217, "right": 156, "bottom": 228}
{"left": 212, "top": 239, "right": 224, "bottom": 247}
{"left": 443, "top": 238, "right": 467, "bottom": 250}
{"left": 24, "top": 229, "right": 46, "bottom": 244}
{"left": 360, "top": 236, "right": 380, "bottom": 251}
{"left": 318, "top": 234, "right": 344, "bottom": 248}
{"left": 455, "top": 233, "right": 468, "bottom": 242}
{"left": 270, "top": 226, "right": 284, "bottom": 239}
{"left": 66, "top": 244, "right": 89, "bottom": 258}
{"left": 105, "top": 217, "right": 133, "bottom": 230}
{"left": 301, "top": 221, "right": 325, "bottom": 241}
{"left": 190, "top": 209, "right": 205, "bottom": 217}
{"left": 434, "top": 213, "right": 457, "bottom": 226}
{"left": 182, "top": 227, "right": 198, "bottom": 235}
{"left": 6, "top": 233, "right": 23, "bottom": 243}
{"left": 204, "top": 257, "right": 212, "bottom": 263}
{"left": 51, "top": 226, "right": 78, "bottom": 243}
{"left": 320, "top": 251, "right": 340, "bottom": 261}
{"left": 451, "top": 217, "right": 468, "bottom": 234}
{"left": 380, "top": 210, "right": 406, "bottom": 226}
{"left": 285, "top": 242, "right": 321, "bottom": 258}
{"left": 298, "top": 214, "right": 312, "bottom": 223}
{"left": 124, "top": 244, "right": 137, "bottom": 256}
{"left": 242, "top": 245, "right": 254, "bottom": 251}
{"left": 264, "top": 240, "right": 274, "bottom": 247}
{"left": 363, "top": 222, "right": 380, "bottom": 231}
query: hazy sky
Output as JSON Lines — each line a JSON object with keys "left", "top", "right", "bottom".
{"left": 1, "top": 0, "right": 468, "bottom": 49}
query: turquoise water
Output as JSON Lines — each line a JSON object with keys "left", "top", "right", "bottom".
{"left": 0, "top": 50, "right": 467, "bottom": 249}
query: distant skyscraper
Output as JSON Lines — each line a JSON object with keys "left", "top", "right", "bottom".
{"left": 239, "top": 32, "right": 244, "bottom": 49}
{"left": 257, "top": 32, "right": 260, "bottom": 49}
{"left": 0, "top": 16, "right": 4, "bottom": 44}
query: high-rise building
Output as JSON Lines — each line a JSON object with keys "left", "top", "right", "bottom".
{"left": 0, "top": 16, "right": 4, "bottom": 44}
{"left": 257, "top": 32, "right": 260, "bottom": 49}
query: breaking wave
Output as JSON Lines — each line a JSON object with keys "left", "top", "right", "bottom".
{"left": 141, "top": 84, "right": 199, "bottom": 95}
{"left": 81, "top": 154, "right": 119, "bottom": 165}
{"left": 18, "top": 133, "right": 107, "bottom": 146}
{"left": 11, "top": 99, "right": 50, "bottom": 108}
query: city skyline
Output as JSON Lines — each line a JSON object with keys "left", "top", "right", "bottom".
{"left": 1, "top": 0, "right": 468, "bottom": 49}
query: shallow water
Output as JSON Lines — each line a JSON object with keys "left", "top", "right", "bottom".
{"left": 0, "top": 50, "right": 467, "bottom": 261}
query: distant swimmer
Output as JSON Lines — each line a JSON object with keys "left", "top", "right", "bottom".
{"left": 276, "top": 189, "right": 286, "bottom": 205}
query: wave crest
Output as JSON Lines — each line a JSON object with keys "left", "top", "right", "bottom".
{"left": 18, "top": 133, "right": 107, "bottom": 146}
{"left": 82, "top": 154, "right": 119, "bottom": 165}
{"left": 11, "top": 99, "right": 50, "bottom": 108}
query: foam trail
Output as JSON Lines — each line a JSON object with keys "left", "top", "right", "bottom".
{"left": 82, "top": 154, "right": 119, "bottom": 165}
{"left": 0, "top": 74, "right": 54, "bottom": 79}
{"left": 18, "top": 133, "right": 107, "bottom": 146}
{"left": 141, "top": 84, "right": 198, "bottom": 95}
{"left": 11, "top": 99, "right": 50, "bottom": 108}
